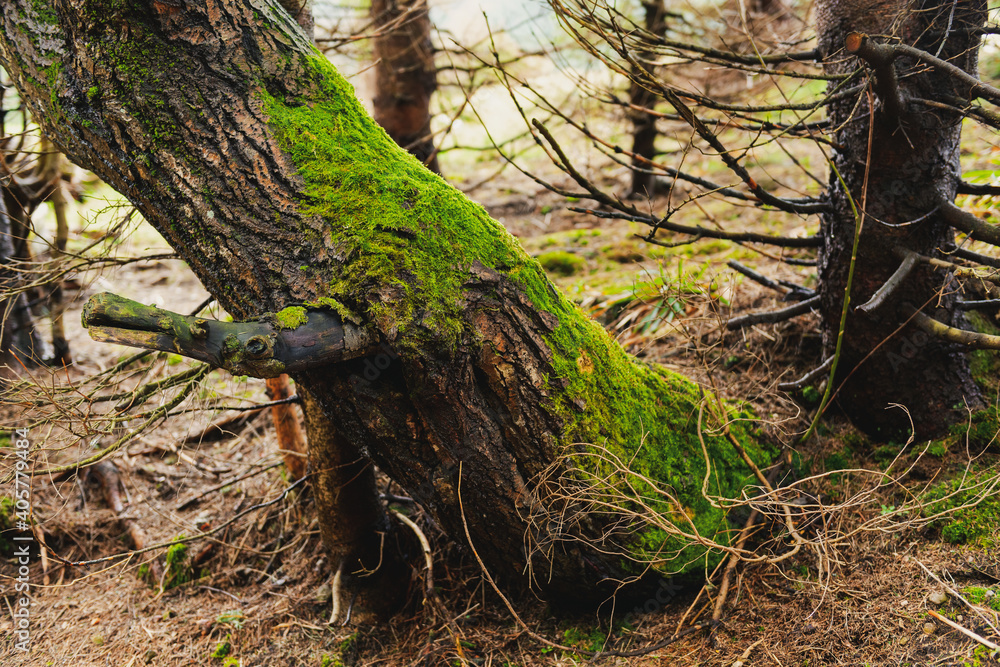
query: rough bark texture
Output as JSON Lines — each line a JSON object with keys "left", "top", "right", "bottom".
{"left": 816, "top": 0, "right": 987, "bottom": 439}
{"left": 0, "top": 0, "right": 772, "bottom": 603}
{"left": 371, "top": 0, "right": 440, "bottom": 173}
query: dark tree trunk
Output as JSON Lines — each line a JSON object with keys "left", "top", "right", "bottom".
{"left": 0, "top": 0, "right": 772, "bottom": 604}
{"left": 816, "top": 0, "right": 987, "bottom": 440}
{"left": 371, "top": 0, "right": 440, "bottom": 173}
{"left": 628, "top": 1, "right": 666, "bottom": 198}
{"left": 0, "top": 193, "right": 47, "bottom": 376}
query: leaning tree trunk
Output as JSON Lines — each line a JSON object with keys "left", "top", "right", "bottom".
{"left": 0, "top": 0, "right": 773, "bottom": 603}
{"left": 371, "top": 0, "right": 440, "bottom": 173}
{"left": 275, "top": 0, "right": 404, "bottom": 619}
{"left": 816, "top": 0, "right": 987, "bottom": 439}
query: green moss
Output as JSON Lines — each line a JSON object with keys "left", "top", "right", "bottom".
{"left": 304, "top": 297, "right": 362, "bottom": 325}
{"left": 924, "top": 476, "right": 1000, "bottom": 547}
{"left": 211, "top": 638, "right": 231, "bottom": 659}
{"left": 962, "top": 586, "right": 1000, "bottom": 612}
{"left": 536, "top": 250, "right": 585, "bottom": 276}
{"left": 0, "top": 497, "right": 14, "bottom": 557}
{"left": 259, "top": 53, "right": 776, "bottom": 575}
{"left": 926, "top": 441, "right": 948, "bottom": 458}
{"left": 968, "top": 312, "right": 1000, "bottom": 395}
{"left": 272, "top": 305, "right": 308, "bottom": 330}
{"left": 162, "top": 536, "right": 192, "bottom": 589}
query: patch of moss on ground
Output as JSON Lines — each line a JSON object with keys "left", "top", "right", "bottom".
{"left": 962, "top": 586, "right": 1000, "bottom": 612}
{"left": 536, "top": 250, "right": 584, "bottom": 276}
{"left": 260, "top": 53, "right": 777, "bottom": 575}
{"left": 923, "top": 475, "right": 1000, "bottom": 547}
{"left": 163, "top": 536, "right": 192, "bottom": 589}
{"left": 946, "top": 409, "right": 1000, "bottom": 450}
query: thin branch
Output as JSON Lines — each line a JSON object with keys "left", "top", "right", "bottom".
{"left": 888, "top": 42, "right": 1000, "bottom": 106}
{"left": 940, "top": 200, "right": 1000, "bottom": 246}
{"left": 856, "top": 251, "right": 918, "bottom": 313}
{"left": 845, "top": 33, "right": 904, "bottom": 118}
{"left": 949, "top": 246, "right": 1000, "bottom": 269}
{"left": 777, "top": 356, "right": 835, "bottom": 391}
{"left": 958, "top": 299, "right": 1000, "bottom": 310}
{"left": 957, "top": 181, "right": 1000, "bottom": 196}
{"left": 576, "top": 208, "right": 822, "bottom": 248}
{"left": 727, "top": 295, "right": 821, "bottom": 330}
{"left": 908, "top": 307, "right": 1000, "bottom": 349}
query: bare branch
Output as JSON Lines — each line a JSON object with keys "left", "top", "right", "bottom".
{"left": 845, "top": 33, "right": 904, "bottom": 118}
{"left": 908, "top": 307, "right": 1000, "bottom": 349}
{"left": 574, "top": 207, "right": 822, "bottom": 248}
{"left": 948, "top": 246, "right": 1000, "bottom": 269}
{"left": 940, "top": 200, "right": 1000, "bottom": 246}
{"left": 777, "top": 356, "right": 834, "bottom": 391}
{"left": 726, "top": 295, "right": 821, "bottom": 330}
{"left": 957, "top": 181, "right": 1000, "bottom": 196}
{"left": 856, "top": 251, "right": 918, "bottom": 313}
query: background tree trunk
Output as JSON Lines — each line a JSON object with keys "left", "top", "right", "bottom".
{"left": 816, "top": 0, "right": 987, "bottom": 439}
{"left": 371, "top": 0, "right": 440, "bottom": 173}
{"left": 0, "top": 193, "right": 46, "bottom": 376}
{"left": 628, "top": 0, "right": 666, "bottom": 198}
{"left": 0, "top": 0, "right": 772, "bottom": 603}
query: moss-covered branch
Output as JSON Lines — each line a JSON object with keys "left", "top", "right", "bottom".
{"left": 82, "top": 293, "right": 377, "bottom": 378}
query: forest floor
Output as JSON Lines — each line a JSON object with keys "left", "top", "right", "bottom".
{"left": 2, "top": 73, "right": 1000, "bottom": 667}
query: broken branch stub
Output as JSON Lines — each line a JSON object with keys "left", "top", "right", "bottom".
{"left": 82, "top": 293, "right": 378, "bottom": 378}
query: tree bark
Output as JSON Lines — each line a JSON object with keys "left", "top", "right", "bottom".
{"left": 628, "top": 1, "right": 666, "bottom": 198}
{"left": 371, "top": 0, "right": 440, "bottom": 173}
{"left": 0, "top": 0, "right": 772, "bottom": 603}
{"left": 0, "top": 192, "right": 46, "bottom": 376}
{"left": 816, "top": 0, "right": 987, "bottom": 439}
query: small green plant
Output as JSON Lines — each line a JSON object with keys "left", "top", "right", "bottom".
{"left": 211, "top": 636, "right": 231, "bottom": 659}
{"left": 216, "top": 610, "right": 246, "bottom": 629}
{"left": 161, "top": 535, "right": 193, "bottom": 589}
{"left": 561, "top": 625, "right": 606, "bottom": 653}
{"left": 925, "top": 441, "right": 948, "bottom": 457}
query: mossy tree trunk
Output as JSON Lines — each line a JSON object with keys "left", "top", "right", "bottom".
{"left": 815, "top": 0, "right": 987, "bottom": 439}
{"left": 275, "top": 0, "right": 404, "bottom": 618}
{"left": 0, "top": 0, "right": 772, "bottom": 603}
